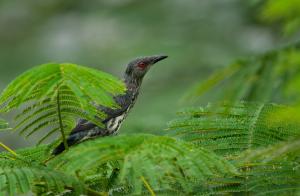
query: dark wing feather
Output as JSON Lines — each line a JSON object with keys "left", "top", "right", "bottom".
{"left": 70, "top": 91, "right": 133, "bottom": 134}
{"left": 52, "top": 91, "right": 135, "bottom": 155}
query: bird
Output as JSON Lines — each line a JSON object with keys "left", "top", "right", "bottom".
{"left": 52, "top": 55, "right": 168, "bottom": 155}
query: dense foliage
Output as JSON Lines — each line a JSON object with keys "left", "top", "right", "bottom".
{"left": 0, "top": 1, "right": 300, "bottom": 196}
{"left": 184, "top": 41, "right": 300, "bottom": 103}
{"left": 0, "top": 63, "right": 125, "bottom": 147}
{"left": 0, "top": 41, "right": 300, "bottom": 195}
{"left": 168, "top": 102, "right": 300, "bottom": 156}
{"left": 260, "top": 0, "right": 300, "bottom": 34}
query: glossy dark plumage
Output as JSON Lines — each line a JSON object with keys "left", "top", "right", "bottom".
{"left": 52, "top": 55, "right": 167, "bottom": 155}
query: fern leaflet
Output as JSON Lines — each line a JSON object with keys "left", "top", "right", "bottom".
{"left": 0, "top": 166, "right": 86, "bottom": 196}
{"left": 205, "top": 138, "right": 300, "bottom": 195}
{"left": 168, "top": 102, "right": 300, "bottom": 156}
{"left": 0, "top": 63, "right": 126, "bottom": 146}
{"left": 48, "top": 134, "right": 237, "bottom": 195}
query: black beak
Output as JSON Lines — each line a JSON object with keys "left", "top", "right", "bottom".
{"left": 152, "top": 55, "right": 168, "bottom": 64}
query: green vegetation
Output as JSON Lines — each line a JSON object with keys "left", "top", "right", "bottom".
{"left": 184, "top": 42, "right": 300, "bottom": 103}
{"left": 0, "top": 46, "right": 300, "bottom": 195}
{"left": 0, "top": 118, "right": 8, "bottom": 131}
{"left": 0, "top": 0, "right": 300, "bottom": 195}
{"left": 0, "top": 63, "right": 125, "bottom": 146}
{"left": 168, "top": 102, "right": 300, "bottom": 156}
{"left": 0, "top": 167, "right": 86, "bottom": 195}
{"left": 260, "top": 0, "right": 300, "bottom": 34}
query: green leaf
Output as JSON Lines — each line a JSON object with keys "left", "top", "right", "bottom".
{"left": 207, "top": 138, "right": 300, "bottom": 195}
{"left": 0, "top": 144, "right": 54, "bottom": 168}
{"left": 236, "top": 139, "right": 300, "bottom": 195}
{"left": 238, "top": 137, "right": 300, "bottom": 164}
{"left": 185, "top": 42, "right": 300, "bottom": 103}
{"left": 168, "top": 102, "right": 300, "bottom": 156}
{"left": 0, "top": 166, "right": 86, "bottom": 195}
{"left": 49, "top": 134, "right": 237, "bottom": 195}
{"left": 260, "top": 0, "right": 300, "bottom": 35}
{"left": 0, "top": 63, "right": 126, "bottom": 145}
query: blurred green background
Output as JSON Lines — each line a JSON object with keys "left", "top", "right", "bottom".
{"left": 0, "top": 0, "right": 296, "bottom": 149}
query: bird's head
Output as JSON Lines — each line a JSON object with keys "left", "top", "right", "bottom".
{"left": 125, "top": 55, "right": 168, "bottom": 81}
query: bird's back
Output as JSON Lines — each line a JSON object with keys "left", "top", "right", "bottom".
{"left": 52, "top": 89, "right": 138, "bottom": 155}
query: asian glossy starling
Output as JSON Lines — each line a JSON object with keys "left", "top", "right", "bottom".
{"left": 53, "top": 55, "right": 168, "bottom": 155}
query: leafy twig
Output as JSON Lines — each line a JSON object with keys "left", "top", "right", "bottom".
{"left": 0, "top": 142, "right": 18, "bottom": 157}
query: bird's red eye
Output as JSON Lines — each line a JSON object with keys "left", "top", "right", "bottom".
{"left": 138, "top": 62, "right": 147, "bottom": 69}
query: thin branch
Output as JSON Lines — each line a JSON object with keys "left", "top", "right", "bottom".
{"left": 141, "top": 176, "right": 156, "bottom": 196}
{"left": 0, "top": 142, "right": 18, "bottom": 157}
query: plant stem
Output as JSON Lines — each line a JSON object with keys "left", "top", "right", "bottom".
{"left": 0, "top": 142, "right": 18, "bottom": 157}
{"left": 141, "top": 176, "right": 156, "bottom": 196}
{"left": 56, "top": 85, "right": 68, "bottom": 151}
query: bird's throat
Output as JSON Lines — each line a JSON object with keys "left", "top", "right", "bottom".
{"left": 124, "top": 74, "right": 143, "bottom": 92}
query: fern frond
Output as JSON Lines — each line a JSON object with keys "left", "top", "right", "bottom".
{"left": 184, "top": 41, "right": 300, "bottom": 103}
{"left": 191, "top": 135, "right": 300, "bottom": 195}
{"left": 206, "top": 138, "right": 300, "bottom": 195}
{"left": 0, "top": 63, "right": 126, "bottom": 145}
{"left": 238, "top": 137, "right": 300, "bottom": 165}
{"left": 236, "top": 140, "right": 300, "bottom": 195}
{"left": 0, "top": 166, "right": 86, "bottom": 196}
{"left": 168, "top": 102, "right": 300, "bottom": 156}
{"left": 0, "top": 144, "right": 54, "bottom": 168}
{"left": 48, "top": 134, "right": 237, "bottom": 195}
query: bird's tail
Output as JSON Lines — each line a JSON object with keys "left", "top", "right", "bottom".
{"left": 52, "top": 132, "right": 87, "bottom": 155}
